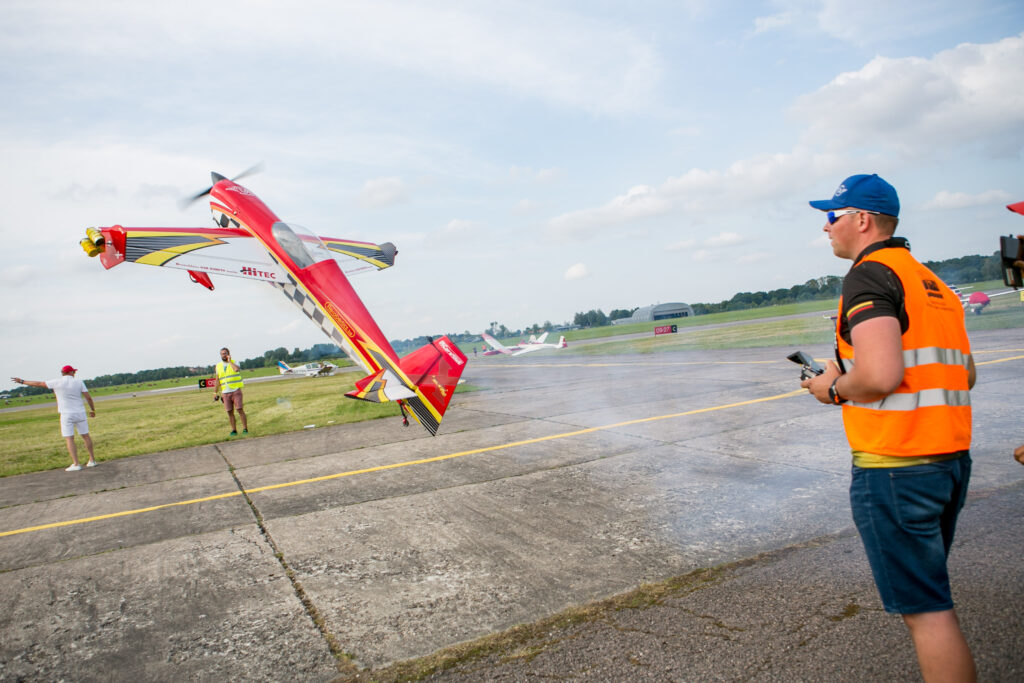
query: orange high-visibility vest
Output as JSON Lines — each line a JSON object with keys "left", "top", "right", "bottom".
{"left": 836, "top": 246, "right": 971, "bottom": 456}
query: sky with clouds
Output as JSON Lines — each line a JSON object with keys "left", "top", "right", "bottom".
{"left": 2, "top": 0, "right": 1023, "bottom": 387}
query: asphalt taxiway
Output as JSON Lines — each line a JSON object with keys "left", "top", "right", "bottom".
{"left": 1, "top": 329, "right": 1021, "bottom": 681}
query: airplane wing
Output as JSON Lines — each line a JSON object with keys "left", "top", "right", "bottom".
{"left": 481, "top": 333, "right": 511, "bottom": 353}
{"left": 90, "top": 226, "right": 397, "bottom": 285}
{"left": 320, "top": 237, "right": 396, "bottom": 275}
{"left": 535, "top": 332, "right": 549, "bottom": 344}
{"left": 511, "top": 335, "right": 565, "bottom": 356}
{"left": 511, "top": 344, "right": 549, "bottom": 356}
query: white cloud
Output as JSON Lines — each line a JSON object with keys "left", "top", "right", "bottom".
{"left": 667, "top": 238, "right": 696, "bottom": 251}
{"left": 921, "top": 189, "right": 1012, "bottom": 210}
{"left": 535, "top": 168, "right": 564, "bottom": 183}
{"left": 514, "top": 199, "right": 542, "bottom": 213}
{"left": 546, "top": 32, "right": 1024, "bottom": 242}
{"left": 752, "top": 12, "right": 795, "bottom": 34}
{"left": 546, "top": 149, "right": 839, "bottom": 241}
{"left": 686, "top": 232, "right": 752, "bottom": 262}
{"left": 508, "top": 166, "right": 565, "bottom": 184}
{"left": 691, "top": 249, "right": 717, "bottom": 262}
{"left": 750, "top": 1, "right": 980, "bottom": 46}
{"left": 546, "top": 184, "right": 674, "bottom": 241}
{"left": 439, "top": 219, "right": 480, "bottom": 238}
{"left": 815, "top": 0, "right": 973, "bottom": 47}
{"left": 791, "top": 32, "right": 1024, "bottom": 156}
{"left": 704, "top": 231, "right": 744, "bottom": 248}
{"left": 564, "top": 263, "right": 589, "bottom": 280}
{"left": 357, "top": 177, "right": 409, "bottom": 208}
{"left": 737, "top": 252, "right": 771, "bottom": 264}
{"left": 1, "top": 1, "right": 663, "bottom": 116}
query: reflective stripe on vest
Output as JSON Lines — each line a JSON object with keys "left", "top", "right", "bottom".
{"left": 216, "top": 362, "right": 244, "bottom": 391}
{"left": 840, "top": 347, "right": 970, "bottom": 373}
{"left": 836, "top": 247, "right": 971, "bottom": 456}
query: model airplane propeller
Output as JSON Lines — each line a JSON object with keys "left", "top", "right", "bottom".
{"left": 181, "top": 165, "right": 265, "bottom": 208}
{"left": 81, "top": 172, "right": 466, "bottom": 436}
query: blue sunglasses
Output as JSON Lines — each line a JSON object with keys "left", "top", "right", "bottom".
{"left": 827, "top": 209, "right": 879, "bottom": 224}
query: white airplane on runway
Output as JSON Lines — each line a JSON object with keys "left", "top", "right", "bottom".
{"left": 481, "top": 332, "right": 567, "bottom": 356}
{"left": 277, "top": 360, "right": 338, "bottom": 377}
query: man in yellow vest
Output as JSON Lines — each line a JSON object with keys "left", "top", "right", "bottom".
{"left": 801, "top": 174, "right": 977, "bottom": 682}
{"left": 215, "top": 347, "right": 247, "bottom": 436}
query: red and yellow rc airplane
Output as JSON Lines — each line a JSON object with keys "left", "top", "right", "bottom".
{"left": 80, "top": 172, "right": 467, "bottom": 436}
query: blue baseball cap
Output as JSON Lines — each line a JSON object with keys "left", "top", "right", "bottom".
{"left": 809, "top": 174, "right": 899, "bottom": 217}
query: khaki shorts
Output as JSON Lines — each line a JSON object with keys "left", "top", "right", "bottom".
{"left": 222, "top": 389, "right": 243, "bottom": 412}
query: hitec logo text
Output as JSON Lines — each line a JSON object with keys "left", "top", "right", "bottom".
{"left": 240, "top": 266, "right": 276, "bottom": 279}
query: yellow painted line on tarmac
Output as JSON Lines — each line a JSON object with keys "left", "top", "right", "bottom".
{"left": 976, "top": 354, "right": 1024, "bottom": 365}
{"left": 0, "top": 491, "right": 246, "bottom": 538}
{"left": 0, "top": 388, "right": 805, "bottom": 539}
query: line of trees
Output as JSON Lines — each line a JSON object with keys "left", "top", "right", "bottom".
{"left": 6, "top": 343, "right": 351, "bottom": 397}
{"left": 923, "top": 251, "right": 1002, "bottom": 285}
{"left": 691, "top": 275, "right": 845, "bottom": 315}
{"left": 237, "top": 343, "right": 344, "bottom": 370}
{"left": 568, "top": 251, "right": 1003, "bottom": 327}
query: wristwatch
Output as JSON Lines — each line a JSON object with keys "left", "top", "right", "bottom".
{"left": 828, "top": 378, "right": 848, "bottom": 405}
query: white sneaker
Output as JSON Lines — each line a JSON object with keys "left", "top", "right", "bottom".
{"left": 65, "top": 464, "right": 82, "bottom": 472}
{"left": 85, "top": 460, "right": 97, "bottom": 467}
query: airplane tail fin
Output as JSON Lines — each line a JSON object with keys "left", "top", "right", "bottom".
{"left": 346, "top": 336, "right": 467, "bottom": 436}
{"left": 558, "top": 335, "right": 566, "bottom": 348}
{"left": 277, "top": 361, "right": 292, "bottom": 374}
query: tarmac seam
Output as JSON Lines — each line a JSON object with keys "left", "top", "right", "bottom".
{"left": 214, "top": 444, "right": 356, "bottom": 678}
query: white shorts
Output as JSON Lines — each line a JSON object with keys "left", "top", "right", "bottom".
{"left": 60, "top": 412, "right": 89, "bottom": 438}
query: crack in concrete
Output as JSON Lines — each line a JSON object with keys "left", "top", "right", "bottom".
{"left": 214, "top": 444, "right": 356, "bottom": 677}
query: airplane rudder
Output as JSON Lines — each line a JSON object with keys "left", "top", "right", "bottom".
{"left": 410, "top": 336, "right": 467, "bottom": 415}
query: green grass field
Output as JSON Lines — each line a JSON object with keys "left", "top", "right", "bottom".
{"left": 463, "top": 299, "right": 839, "bottom": 352}
{"left": 0, "top": 374, "right": 480, "bottom": 478}
{"left": 0, "top": 374, "right": 394, "bottom": 477}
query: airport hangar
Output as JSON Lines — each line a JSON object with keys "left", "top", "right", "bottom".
{"left": 614, "top": 302, "right": 695, "bottom": 324}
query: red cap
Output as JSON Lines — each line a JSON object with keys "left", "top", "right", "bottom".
{"left": 61, "top": 365, "right": 77, "bottom": 374}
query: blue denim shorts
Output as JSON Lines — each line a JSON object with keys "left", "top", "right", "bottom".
{"left": 849, "top": 453, "right": 971, "bottom": 614}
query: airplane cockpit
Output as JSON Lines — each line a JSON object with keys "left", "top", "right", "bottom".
{"left": 271, "top": 222, "right": 334, "bottom": 269}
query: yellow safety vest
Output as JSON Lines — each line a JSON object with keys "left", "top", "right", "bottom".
{"left": 216, "top": 361, "right": 244, "bottom": 392}
{"left": 836, "top": 246, "right": 971, "bottom": 456}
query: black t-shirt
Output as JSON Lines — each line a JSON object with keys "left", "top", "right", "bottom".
{"left": 837, "top": 238, "right": 910, "bottom": 345}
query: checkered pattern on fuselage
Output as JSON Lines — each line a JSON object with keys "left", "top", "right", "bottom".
{"left": 270, "top": 276, "right": 347, "bottom": 348}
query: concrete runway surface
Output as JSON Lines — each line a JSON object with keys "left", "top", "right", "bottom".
{"left": 1, "top": 329, "right": 1022, "bottom": 681}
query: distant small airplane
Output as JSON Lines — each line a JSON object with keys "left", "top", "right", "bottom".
{"left": 277, "top": 360, "right": 337, "bottom": 377}
{"left": 948, "top": 285, "right": 1015, "bottom": 314}
{"left": 481, "top": 331, "right": 567, "bottom": 356}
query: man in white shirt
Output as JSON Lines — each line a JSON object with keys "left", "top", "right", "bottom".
{"left": 11, "top": 365, "right": 97, "bottom": 472}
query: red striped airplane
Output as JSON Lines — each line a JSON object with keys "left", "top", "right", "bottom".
{"left": 80, "top": 172, "right": 466, "bottom": 435}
